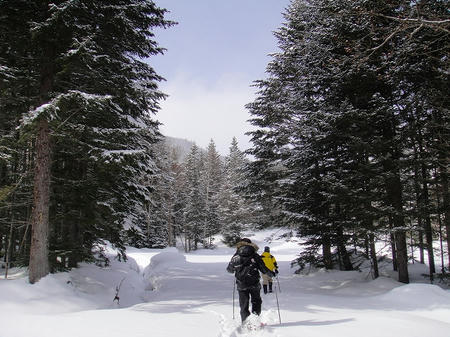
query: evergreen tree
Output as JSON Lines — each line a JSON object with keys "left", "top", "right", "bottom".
{"left": 247, "top": 0, "right": 448, "bottom": 282}
{"left": 220, "top": 138, "right": 254, "bottom": 246}
{"left": 0, "top": 0, "right": 173, "bottom": 281}
{"left": 202, "top": 140, "right": 223, "bottom": 247}
{"left": 127, "top": 140, "right": 173, "bottom": 249}
{"left": 183, "top": 144, "right": 206, "bottom": 251}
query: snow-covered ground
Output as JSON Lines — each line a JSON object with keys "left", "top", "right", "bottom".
{"left": 1, "top": 229, "right": 450, "bottom": 337}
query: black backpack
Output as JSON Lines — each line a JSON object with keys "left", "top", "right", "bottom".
{"left": 235, "top": 247, "right": 260, "bottom": 286}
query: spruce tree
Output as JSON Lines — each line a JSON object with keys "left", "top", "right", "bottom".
{"left": 1, "top": 0, "right": 173, "bottom": 281}
{"left": 183, "top": 144, "right": 206, "bottom": 251}
{"left": 202, "top": 140, "right": 223, "bottom": 247}
{"left": 220, "top": 138, "right": 254, "bottom": 246}
{"left": 247, "top": 0, "right": 448, "bottom": 282}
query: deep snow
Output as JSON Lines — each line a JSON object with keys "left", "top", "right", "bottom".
{"left": 1, "top": 229, "right": 450, "bottom": 337}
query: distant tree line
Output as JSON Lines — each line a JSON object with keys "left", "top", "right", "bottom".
{"left": 129, "top": 137, "right": 259, "bottom": 252}
{"left": 246, "top": 0, "right": 449, "bottom": 283}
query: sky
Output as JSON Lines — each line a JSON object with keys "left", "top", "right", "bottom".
{"left": 150, "top": 0, "right": 291, "bottom": 155}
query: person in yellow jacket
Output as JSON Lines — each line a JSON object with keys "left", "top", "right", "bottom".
{"left": 260, "top": 246, "right": 278, "bottom": 294}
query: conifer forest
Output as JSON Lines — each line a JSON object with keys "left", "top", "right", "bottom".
{"left": 0, "top": 0, "right": 449, "bottom": 286}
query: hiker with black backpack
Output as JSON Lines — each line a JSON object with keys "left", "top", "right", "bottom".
{"left": 226, "top": 238, "right": 275, "bottom": 323}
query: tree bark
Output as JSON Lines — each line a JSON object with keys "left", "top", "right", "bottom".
{"left": 336, "top": 226, "right": 353, "bottom": 271}
{"left": 395, "top": 229, "right": 409, "bottom": 283}
{"left": 322, "top": 234, "right": 332, "bottom": 269}
{"left": 382, "top": 113, "right": 409, "bottom": 283}
{"left": 388, "top": 179, "right": 409, "bottom": 283}
{"left": 390, "top": 231, "right": 397, "bottom": 271}
{"left": 29, "top": 118, "right": 51, "bottom": 284}
{"left": 369, "top": 233, "right": 379, "bottom": 279}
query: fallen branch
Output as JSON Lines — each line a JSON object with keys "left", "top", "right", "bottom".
{"left": 113, "top": 277, "right": 126, "bottom": 304}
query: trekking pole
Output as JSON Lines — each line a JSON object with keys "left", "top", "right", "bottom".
{"left": 276, "top": 275, "right": 281, "bottom": 293}
{"left": 274, "top": 284, "right": 282, "bottom": 324}
{"left": 232, "top": 280, "right": 236, "bottom": 320}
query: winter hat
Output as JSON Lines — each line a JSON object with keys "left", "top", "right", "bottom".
{"left": 241, "top": 238, "right": 252, "bottom": 243}
{"left": 264, "top": 246, "right": 270, "bottom": 252}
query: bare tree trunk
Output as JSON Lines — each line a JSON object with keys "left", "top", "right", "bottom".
{"left": 29, "top": 118, "right": 51, "bottom": 284}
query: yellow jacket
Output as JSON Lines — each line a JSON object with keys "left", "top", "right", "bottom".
{"left": 261, "top": 252, "right": 277, "bottom": 271}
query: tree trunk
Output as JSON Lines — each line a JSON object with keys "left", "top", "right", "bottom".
{"left": 418, "top": 230, "right": 425, "bottom": 264}
{"left": 388, "top": 179, "right": 409, "bottom": 283}
{"left": 413, "top": 143, "right": 425, "bottom": 264}
{"left": 395, "top": 229, "right": 409, "bottom": 283}
{"left": 336, "top": 226, "right": 352, "bottom": 271}
{"left": 29, "top": 118, "right": 51, "bottom": 284}
{"left": 322, "top": 234, "right": 332, "bottom": 269}
{"left": 167, "top": 206, "right": 174, "bottom": 247}
{"left": 420, "top": 159, "right": 436, "bottom": 275}
{"left": 369, "top": 233, "right": 379, "bottom": 279}
{"left": 382, "top": 116, "right": 409, "bottom": 283}
{"left": 390, "top": 232, "right": 397, "bottom": 271}
{"left": 5, "top": 221, "right": 14, "bottom": 279}
{"left": 68, "top": 215, "right": 80, "bottom": 268}
{"left": 440, "top": 161, "right": 450, "bottom": 270}
{"left": 364, "top": 236, "right": 369, "bottom": 258}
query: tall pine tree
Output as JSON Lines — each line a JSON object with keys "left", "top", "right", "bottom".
{"left": 1, "top": 0, "right": 173, "bottom": 282}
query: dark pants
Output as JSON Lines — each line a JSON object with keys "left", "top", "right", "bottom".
{"left": 238, "top": 287, "right": 262, "bottom": 322}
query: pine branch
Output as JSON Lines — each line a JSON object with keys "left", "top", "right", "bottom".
{"left": 367, "top": 26, "right": 402, "bottom": 57}
{"left": 365, "top": 11, "right": 450, "bottom": 34}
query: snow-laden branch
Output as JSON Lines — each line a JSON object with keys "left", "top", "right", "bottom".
{"left": 20, "top": 91, "right": 113, "bottom": 126}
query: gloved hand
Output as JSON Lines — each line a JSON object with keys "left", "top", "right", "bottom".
{"left": 267, "top": 271, "right": 275, "bottom": 278}
{"left": 275, "top": 268, "right": 279, "bottom": 275}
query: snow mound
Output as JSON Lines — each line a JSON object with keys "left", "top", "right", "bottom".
{"left": 0, "top": 274, "right": 94, "bottom": 314}
{"left": 66, "top": 253, "right": 147, "bottom": 308}
{"left": 142, "top": 248, "right": 187, "bottom": 291}
{"left": 0, "top": 244, "right": 149, "bottom": 313}
{"left": 380, "top": 283, "right": 450, "bottom": 307}
{"left": 147, "top": 248, "right": 187, "bottom": 269}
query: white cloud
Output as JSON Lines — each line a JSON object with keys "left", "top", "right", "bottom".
{"left": 157, "top": 72, "right": 257, "bottom": 156}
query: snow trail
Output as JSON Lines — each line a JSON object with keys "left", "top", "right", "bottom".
{"left": 1, "top": 229, "right": 450, "bottom": 337}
